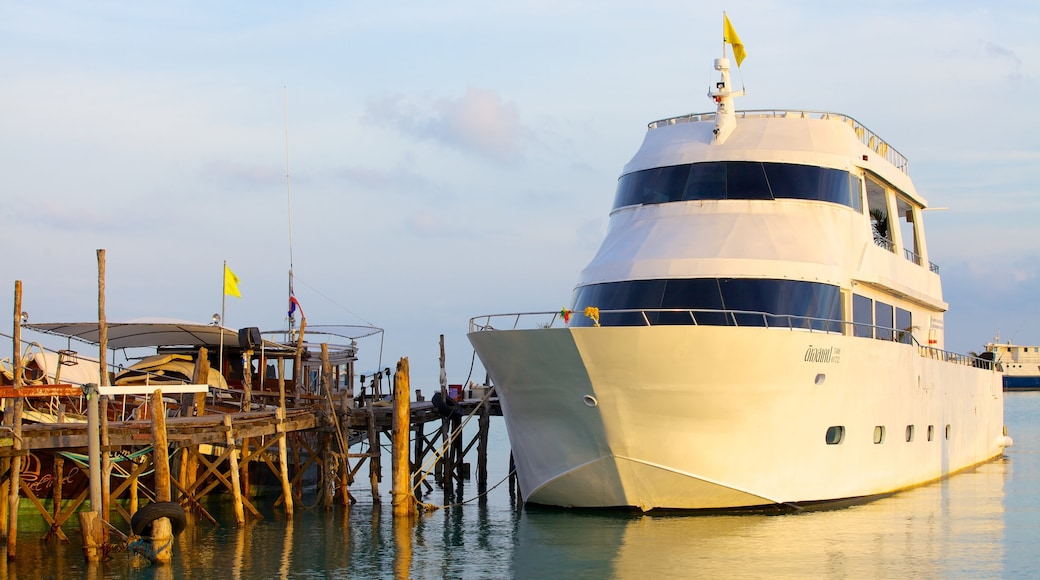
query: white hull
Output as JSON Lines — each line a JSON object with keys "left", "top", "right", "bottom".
{"left": 470, "top": 325, "right": 1006, "bottom": 511}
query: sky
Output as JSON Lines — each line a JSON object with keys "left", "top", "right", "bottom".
{"left": 2, "top": 1, "right": 1038, "bottom": 388}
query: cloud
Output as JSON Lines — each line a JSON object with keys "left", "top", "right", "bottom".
{"left": 200, "top": 160, "right": 282, "bottom": 193}
{"left": 363, "top": 88, "right": 528, "bottom": 163}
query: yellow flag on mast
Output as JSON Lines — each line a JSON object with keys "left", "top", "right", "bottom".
{"left": 723, "top": 12, "right": 746, "bottom": 67}
{"left": 224, "top": 264, "right": 241, "bottom": 298}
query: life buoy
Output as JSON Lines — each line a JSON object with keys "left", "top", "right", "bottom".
{"left": 131, "top": 501, "right": 187, "bottom": 537}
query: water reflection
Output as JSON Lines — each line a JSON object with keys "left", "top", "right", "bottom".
{"left": 513, "top": 459, "right": 1008, "bottom": 579}
{"left": 0, "top": 407, "right": 1028, "bottom": 579}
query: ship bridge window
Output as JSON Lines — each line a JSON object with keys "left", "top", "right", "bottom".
{"left": 875, "top": 302, "right": 894, "bottom": 341}
{"left": 568, "top": 278, "right": 842, "bottom": 329}
{"left": 612, "top": 162, "right": 861, "bottom": 211}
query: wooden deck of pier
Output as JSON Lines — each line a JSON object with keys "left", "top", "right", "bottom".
{"left": 1, "top": 386, "right": 503, "bottom": 550}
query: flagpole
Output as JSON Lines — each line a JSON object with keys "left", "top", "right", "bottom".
{"left": 220, "top": 260, "right": 227, "bottom": 384}
{"left": 722, "top": 12, "right": 727, "bottom": 60}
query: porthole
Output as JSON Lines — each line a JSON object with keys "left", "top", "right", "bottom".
{"left": 583, "top": 395, "right": 598, "bottom": 407}
{"left": 825, "top": 426, "right": 845, "bottom": 445}
{"left": 905, "top": 425, "right": 914, "bottom": 442}
{"left": 873, "top": 426, "right": 886, "bottom": 444}
{"left": 814, "top": 373, "right": 826, "bottom": 385}
{"left": 945, "top": 424, "right": 951, "bottom": 440}
{"left": 927, "top": 425, "right": 934, "bottom": 441}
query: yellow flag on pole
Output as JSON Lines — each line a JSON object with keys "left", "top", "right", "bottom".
{"left": 723, "top": 13, "right": 746, "bottom": 67}
{"left": 224, "top": 264, "right": 241, "bottom": 298}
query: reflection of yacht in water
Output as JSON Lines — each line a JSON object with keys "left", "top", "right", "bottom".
{"left": 984, "top": 339, "right": 1040, "bottom": 391}
{"left": 468, "top": 19, "right": 1010, "bottom": 511}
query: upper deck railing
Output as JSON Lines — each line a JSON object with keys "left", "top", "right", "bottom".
{"left": 647, "top": 109, "right": 909, "bottom": 175}
{"left": 469, "top": 308, "right": 992, "bottom": 370}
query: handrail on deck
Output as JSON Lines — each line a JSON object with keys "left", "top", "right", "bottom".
{"left": 647, "top": 109, "right": 909, "bottom": 174}
{"left": 470, "top": 308, "right": 994, "bottom": 371}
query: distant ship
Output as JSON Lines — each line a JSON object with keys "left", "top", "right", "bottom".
{"left": 984, "top": 340, "right": 1040, "bottom": 391}
{"left": 467, "top": 20, "right": 1010, "bottom": 511}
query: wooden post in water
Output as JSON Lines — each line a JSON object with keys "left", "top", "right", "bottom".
{"left": 96, "top": 249, "right": 112, "bottom": 533}
{"left": 320, "top": 345, "right": 334, "bottom": 510}
{"left": 6, "top": 281, "right": 24, "bottom": 560}
{"left": 367, "top": 404, "right": 380, "bottom": 503}
{"left": 277, "top": 359, "right": 294, "bottom": 516}
{"left": 150, "top": 390, "right": 171, "bottom": 502}
{"left": 100, "top": 397, "right": 112, "bottom": 534}
{"left": 81, "top": 383, "right": 103, "bottom": 562}
{"left": 478, "top": 390, "right": 490, "bottom": 493}
{"left": 5, "top": 284, "right": 24, "bottom": 561}
{"left": 239, "top": 349, "right": 254, "bottom": 500}
{"left": 223, "top": 415, "right": 245, "bottom": 524}
{"left": 438, "top": 335, "right": 454, "bottom": 499}
{"left": 149, "top": 389, "right": 174, "bottom": 564}
{"left": 392, "top": 358, "right": 416, "bottom": 517}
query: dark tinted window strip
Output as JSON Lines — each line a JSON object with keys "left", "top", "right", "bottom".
{"left": 569, "top": 278, "right": 842, "bottom": 329}
{"left": 613, "top": 162, "right": 860, "bottom": 211}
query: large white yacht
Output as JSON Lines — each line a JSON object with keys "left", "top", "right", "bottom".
{"left": 468, "top": 37, "right": 1011, "bottom": 511}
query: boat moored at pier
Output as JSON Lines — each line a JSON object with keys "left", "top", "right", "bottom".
{"left": 468, "top": 21, "right": 1010, "bottom": 511}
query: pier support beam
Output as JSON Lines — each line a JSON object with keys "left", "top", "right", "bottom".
{"left": 392, "top": 358, "right": 416, "bottom": 517}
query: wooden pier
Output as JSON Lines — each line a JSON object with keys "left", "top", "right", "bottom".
{"left": 2, "top": 262, "right": 507, "bottom": 564}
{"left": 1, "top": 378, "right": 502, "bottom": 560}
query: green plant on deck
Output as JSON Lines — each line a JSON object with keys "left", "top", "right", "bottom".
{"left": 870, "top": 208, "right": 890, "bottom": 246}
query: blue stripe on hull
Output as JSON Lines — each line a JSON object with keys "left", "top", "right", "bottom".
{"left": 1003, "top": 375, "right": 1040, "bottom": 391}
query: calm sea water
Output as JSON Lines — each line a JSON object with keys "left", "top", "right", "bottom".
{"left": 5, "top": 393, "right": 1040, "bottom": 579}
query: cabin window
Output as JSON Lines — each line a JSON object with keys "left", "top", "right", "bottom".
{"left": 612, "top": 162, "right": 859, "bottom": 210}
{"left": 896, "top": 195, "right": 922, "bottom": 266}
{"left": 945, "top": 424, "right": 951, "bottom": 440}
{"left": 852, "top": 294, "right": 873, "bottom": 338}
{"left": 866, "top": 177, "right": 893, "bottom": 251}
{"left": 825, "top": 426, "right": 845, "bottom": 445}
{"left": 895, "top": 308, "right": 913, "bottom": 344}
{"left": 873, "top": 426, "right": 886, "bottom": 444}
{"left": 905, "top": 425, "right": 915, "bottom": 442}
{"left": 875, "top": 302, "right": 894, "bottom": 341}
{"left": 569, "top": 278, "right": 841, "bottom": 329}
{"left": 928, "top": 425, "right": 934, "bottom": 441}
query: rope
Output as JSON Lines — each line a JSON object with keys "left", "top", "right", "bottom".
{"left": 417, "top": 468, "right": 516, "bottom": 511}
{"left": 409, "top": 384, "right": 496, "bottom": 494}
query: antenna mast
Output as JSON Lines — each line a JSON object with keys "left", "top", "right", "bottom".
{"left": 284, "top": 86, "right": 297, "bottom": 341}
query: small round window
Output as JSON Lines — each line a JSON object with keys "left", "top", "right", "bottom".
{"left": 873, "top": 426, "right": 886, "bottom": 444}
{"left": 825, "top": 426, "right": 845, "bottom": 445}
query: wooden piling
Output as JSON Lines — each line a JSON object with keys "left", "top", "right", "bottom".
{"left": 241, "top": 349, "right": 253, "bottom": 412}
{"left": 7, "top": 280, "right": 24, "bottom": 560}
{"left": 78, "top": 511, "right": 104, "bottom": 563}
{"left": 150, "top": 517, "right": 173, "bottom": 564}
{"left": 478, "top": 391, "right": 490, "bottom": 493}
{"left": 96, "top": 250, "right": 111, "bottom": 533}
{"left": 100, "top": 397, "right": 112, "bottom": 535}
{"left": 276, "top": 407, "right": 293, "bottom": 517}
{"left": 367, "top": 404, "right": 379, "bottom": 503}
{"left": 277, "top": 358, "right": 293, "bottom": 516}
{"left": 223, "top": 414, "right": 245, "bottom": 524}
{"left": 392, "top": 358, "right": 416, "bottom": 517}
{"left": 150, "top": 390, "right": 171, "bottom": 503}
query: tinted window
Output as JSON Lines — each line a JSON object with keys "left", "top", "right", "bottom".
{"left": 853, "top": 294, "right": 873, "bottom": 338}
{"left": 613, "top": 162, "right": 855, "bottom": 210}
{"left": 895, "top": 307, "right": 912, "bottom": 344}
{"left": 875, "top": 301, "right": 894, "bottom": 341}
{"left": 569, "top": 278, "right": 841, "bottom": 329}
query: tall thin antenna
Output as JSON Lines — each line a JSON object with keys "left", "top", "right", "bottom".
{"left": 284, "top": 86, "right": 297, "bottom": 340}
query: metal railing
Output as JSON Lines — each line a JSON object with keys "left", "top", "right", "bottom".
{"left": 469, "top": 308, "right": 994, "bottom": 371}
{"left": 647, "top": 109, "right": 909, "bottom": 174}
